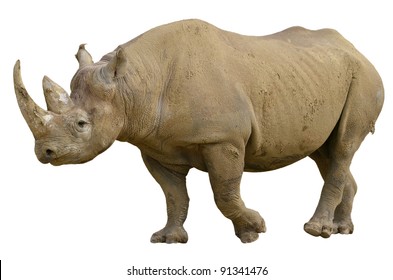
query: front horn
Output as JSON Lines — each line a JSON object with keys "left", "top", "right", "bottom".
{"left": 13, "top": 60, "right": 51, "bottom": 139}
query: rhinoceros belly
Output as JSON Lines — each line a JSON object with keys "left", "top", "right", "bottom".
{"left": 244, "top": 106, "right": 337, "bottom": 172}
{"left": 242, "top": 47, "right": 352, "bottom": 172}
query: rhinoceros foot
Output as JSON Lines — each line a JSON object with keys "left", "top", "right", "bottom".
{"left": 304, "top": 221, "right": 333, "bottom": 238}
{"left": 233, "top": 209, "right": 266, "bottom": 243}
{"left": 304, "top": 218, "right": 354, "bottom": 238}
{"left": 150, "top": 226, "right": 188, "bottom": 244}
{"left": 332, "top": 220, "right": 354, "bottom": 235}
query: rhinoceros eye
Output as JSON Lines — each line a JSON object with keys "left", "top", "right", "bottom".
{"left": 77, "top": 120, "right": 88, "bottom": 128}
{"left": 75, "top": 119, "right": 90, "bottom": 133}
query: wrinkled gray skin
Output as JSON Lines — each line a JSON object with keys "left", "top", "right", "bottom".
{"left": 14, "top": 19, "right": 384, "bottom": 243}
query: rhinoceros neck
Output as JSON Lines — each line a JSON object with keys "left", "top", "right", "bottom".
{"left": 115, "top": 39, "right": 175, "bottom": 145}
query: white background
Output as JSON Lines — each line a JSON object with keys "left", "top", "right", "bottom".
{"left": 0, "top": 0, "right": 392, "bottom": 279}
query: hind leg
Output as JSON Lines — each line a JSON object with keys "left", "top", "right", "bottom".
{"left": 333, "top": 172, "right": 357, "bottom": 234}
{"left": 305, "top": 64, "right": 383, "bottom": 238}
{"left": 308, "top": 146, "right": 357, "bottom": 237}
{"left": 305, "top": 149, "right": 355, "bottom": 238}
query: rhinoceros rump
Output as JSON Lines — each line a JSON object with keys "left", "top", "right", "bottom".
{"left": 14, "top": 19, "right": 384, "bottom": 243}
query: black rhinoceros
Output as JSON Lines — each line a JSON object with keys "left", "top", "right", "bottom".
{"left": 13, "top": 19, "right": 384, "bottom": 243}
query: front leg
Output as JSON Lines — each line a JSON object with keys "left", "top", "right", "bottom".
{"left": 142, "top": 154, "right": 190, "bottom": 243}
{"left": 201, "top": 143, "right": 266, "bottom": 243}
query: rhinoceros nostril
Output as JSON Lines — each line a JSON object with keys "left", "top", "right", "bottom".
{"left": 45, "top": 149, "right": 55, "bottom": 158}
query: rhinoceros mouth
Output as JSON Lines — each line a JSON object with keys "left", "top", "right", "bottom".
{"left": 46, "top": 153, "right": 80, "bottom": 166}
{"left": 48, "top": 160, "right": 64, "bottom": 166}
{"left": 35, "top": 141, "right": 80, "bottom": 166}
{"left": 47, "top": 150, "right": 95, "bottom": 166}
{"left": 42, "top": 155, "right": 78, "bottom": 166}
{"left": 37, "top": 156, "right": 51, "bottom": 165}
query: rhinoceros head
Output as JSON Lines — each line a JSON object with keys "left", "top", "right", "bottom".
{"left": 13, "top": 45, "right": 127, "bottom": 165}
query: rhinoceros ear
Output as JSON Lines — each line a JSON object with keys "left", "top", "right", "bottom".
{"left": 75, "top": 44, "right": 94, "bottom": 68}
{"left": 104, "top": 47, "right": 128, "bottom": 79}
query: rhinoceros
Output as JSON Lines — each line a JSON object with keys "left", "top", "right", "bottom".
{"left": 13, "top": 19, "right": 384, "bottom": 243}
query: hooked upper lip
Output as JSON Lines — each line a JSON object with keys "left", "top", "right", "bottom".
{"left": 37, "top": 156, "right": 63, "bottom": 166}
